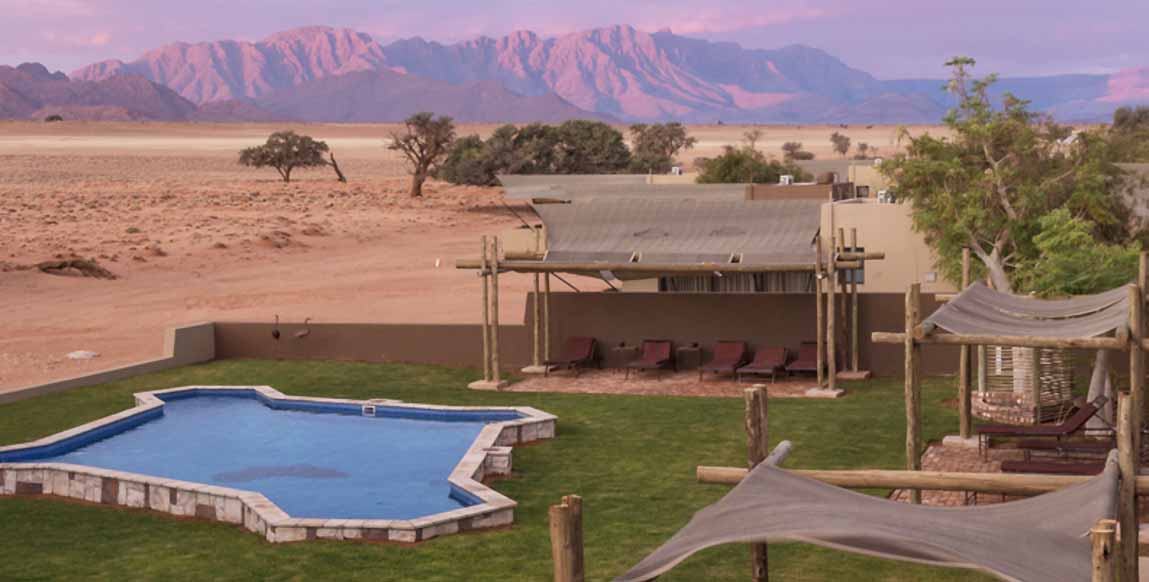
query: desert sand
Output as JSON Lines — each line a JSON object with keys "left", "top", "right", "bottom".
{"left": 0, "top": 122, "right": 932, "bottom": 392}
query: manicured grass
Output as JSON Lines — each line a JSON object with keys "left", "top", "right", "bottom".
{"left": 0, "top": 360, "right": 993, "bottom": 581}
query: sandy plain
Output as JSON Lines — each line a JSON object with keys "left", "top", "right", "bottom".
{"left": 0, "top": 122, "right": 931, "bottom": 392}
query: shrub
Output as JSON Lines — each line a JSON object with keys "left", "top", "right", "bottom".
{"left": 696, "top": 146, "right": 811, "bottom": 184}
{"left": 44, "top": 114, "right": 64, "bottom": 122}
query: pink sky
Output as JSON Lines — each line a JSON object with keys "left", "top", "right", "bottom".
{"left": 1, "top": 0, "right": 1146, "bottom": 78}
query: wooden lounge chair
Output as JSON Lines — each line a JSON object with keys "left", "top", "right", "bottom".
{"left": 625, "top": 340, "right": 674, "bottom": 380}
{"left": 784, "top": 342, "right": 822, "bottom": 376}
{"left": 999, "top": 459, "right": 1106, "bottom": 476}
{"left": 544, "top": 337, "right": 598, "bottom": 377}
{"left": 976, "top": 396, "right": 1109, "bottom": 458}
{"left": 736, "top": 347, "right": 790, "bottom": 383}
{"left": 1017, "top": 438, "right": 1114, "bottom": 461}
{"left": 699, "top": 341, "right": 749, "bottom": 381}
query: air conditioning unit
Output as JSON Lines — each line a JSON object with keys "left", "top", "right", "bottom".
{"left": 670, "top": 166, "right": 683, "bottom": 176}
{"left": 780, "top": 175, "right": 794, "bottom": 185}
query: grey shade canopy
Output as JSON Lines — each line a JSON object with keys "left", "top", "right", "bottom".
{"left": 535, "top": 198, "right": 822, "bottom": 268}
{"left": 499, "top": 175, "right": 748, "bottom": 202}
{"left": 923, "top": 282, "right": 1132, "bottom": 338}
{"left": 617, "top": 457, "right": 1118, "bottom": 582}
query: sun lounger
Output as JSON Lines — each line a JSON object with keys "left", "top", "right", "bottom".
{"left": 699, "top": 341, "right": 749, "bottom": 380}
{"left": 625, "top": 340, "right": 674, "bottom": 379}
{"left": 999, "top": 459, "right": 1106, "bottom": 476}
{"left": 544, "top": 337, "right": 598, "bottom": 377}
{"left": 736, "top": 347, "right": 790, "bottom": 383}
{"left": 1017, "top": 438, "right": 1114, "bottom": 461}
{"left": 784, "top": 341, "right": 822, "bottom": 375}
{"left": 976, "top": 396, "right": 1109, "bottom": 458}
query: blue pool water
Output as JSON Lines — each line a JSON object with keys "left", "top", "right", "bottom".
{"left": 22, "top": 395, "right": 506, "bottom": 519}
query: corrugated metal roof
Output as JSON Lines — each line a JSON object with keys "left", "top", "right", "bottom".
{"left": 534, "top": 198, "right": 821, "bottom": 266}
{"left": 498, "top": 175, "right": 747, "bottom": 201}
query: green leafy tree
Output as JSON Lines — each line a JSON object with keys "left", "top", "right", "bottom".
{"left": 436, "top": 135, "right": 495, "bottom": 186}
{"left": 628, "top": 123, "right": 697, "bottom": 173}
{"left": 879, "top": 57, "right": 1131, "bottom": 293}
{"left": 238, "top": 130, "right": 330, "bottom": 183}
{"left": 781, "top": 141, "right": 803, "bottom": 159}
{"left": 855, "top": 142, "right": 871, "bottom": 159}
{"left": 1110, "top": 105, "right": 1149, "bottom": 162}
{"left": 389, "top": 112, "right": 456, "bottom": 197}
{"left": 1015, "top": 209, "right": 1139, "bottom": 297}
{"left": 830, "top": 132, "right": 851, "bottom": 158}
{"left": 553, "top": 120, "right": 631, "bottom": 174}
{"left": 696, "top": 145, "right": 810, "bottom": 184}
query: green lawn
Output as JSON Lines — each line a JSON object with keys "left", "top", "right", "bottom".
{"left": 0, "top": 360, "right": 993, "bottom": 581}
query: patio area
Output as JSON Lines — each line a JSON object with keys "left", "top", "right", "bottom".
{"left": 506, "top": 368, "right": 830, "bottom": 398}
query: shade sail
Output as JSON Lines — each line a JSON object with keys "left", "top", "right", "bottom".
{"left": 617, "top": 458, "right": 1117, "bottom": 582}
{"left": 498, "top": 175, "right": 746, "bottom": 202}
{"left": 534, "top": 198, "right": 822, "bottom": 269}
{"left": 923, "top": 282, "right": 1131, "bottom": 338}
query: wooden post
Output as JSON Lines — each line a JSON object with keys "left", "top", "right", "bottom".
{"left": 533, "top": 274, "right": 542, "bottom": 368}
{"left": 959, "top": 248, "right": 972, "bottom": 439}
{"left": 905, "top": 283, "right": 922, "bottom": 504}
{"left": 838, "top": 228, "right": 849, "bottom": 370}
{"left": 490, "top": 237, "right": 502, "bottom": 387}
{"left": 549, "top": 495, "right": 585, "bottom": 582}
{"left": 827, "top": 234, "right": 838, "bottom": 391}
{"left": 1117, "top": 393, "right": 1138, "bottom": 582}
{"left": 745, "top": 386, "right": 770, "bottom": 581}
{"left": 850, "top": 228, "right": 860, "bottom": 373}
{"left": 1091, "top": 518, "right": 1117, "bottom": 582}
{"left": 480, "top": 236, "right": 492, "bottom": 382}
{"left": 544, "top": 273, "right": 552, "bottom": 362}
{"left": 1031, "top": 347, "right": 1042, "bottom": 425}
{"left": 1139, "top": 252, "right": 1148, "bottom": 422}
{"left": 815, "top": 236, "right": 825, "bottom": 388}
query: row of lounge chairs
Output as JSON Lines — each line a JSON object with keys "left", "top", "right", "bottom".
{"left": 544, "top": 337, "right": 825, "bottom": 381}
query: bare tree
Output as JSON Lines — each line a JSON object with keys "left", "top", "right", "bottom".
{"left": 388, "top": 113, "right": 456, "bottom": 197}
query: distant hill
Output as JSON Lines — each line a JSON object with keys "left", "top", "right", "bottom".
{"left": 0, "top": 62, "right": 197, "bottom": 121}
{"left": 25, "top": 25, "right": 1149, "bottom": 124}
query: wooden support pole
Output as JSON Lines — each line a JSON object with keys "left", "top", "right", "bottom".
{"left": 480, "top": 236, "right": 492, "bottom": 382}
{"left": 871, "top": 332, "right": 1127, "bottom": 351}
{"left": 533, "top": 274, "right": 542, "bottom": 368}
{"left": 828, "top": 234, "right": 838, "bottom": 391}
{"left": 1092, "top": 518, "right": 1117, "bottom": 582}
{"left": 490, "top": 237, "right": 502, "bottom": 387}
{"left": 905, "top": 283, "right": 922, "bottom": 504}
{"left": 744, "top": 386, "right": 770, "bottom": 582}
{"left": 850, "top": 228, "right": 860, "bottom": 373}
{"left": 544, "top": 273, "right": 552, "bottom": 362}
{"left": 1031, "top": 347, "right": 1043, "bottom": 425}
{"left": 549, "top": 495, "right": 585, "bottom": 582}
{"left": 1118, "top": 393, "right": 1138, "bottom": 582}
{"left": 1141, "top": 251, "right": 1148, "bottom": 421}
{"left": 815, "top": 236, "right": 825, "bottom": 388}
{"left": 959, "top": 248, "right": 972, "bottom": 438}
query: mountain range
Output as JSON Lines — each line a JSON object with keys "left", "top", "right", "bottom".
{"left": 1, "top": 25, "right": 1145, "bottom": 123}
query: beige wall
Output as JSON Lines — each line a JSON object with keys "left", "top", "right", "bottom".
{"left": 824, "top": 200, "right": 955, "bottom": 295}
{"left": 848, "top": 164, "right": 890, "bottom": 195}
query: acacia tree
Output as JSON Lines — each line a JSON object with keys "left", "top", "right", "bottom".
{"left": 239, "top": 131, "right": 330, "bottom": 183}
{"left": 628, "top": 122, "right": 697, "bottom": 173}
{"left": 880, "top": 57, "right": 1130, "bottom": 294}
{"left": 830, "top": 132, "right": 851, "bottom": 158}
{"left": 389, "top": 113, "right": 456, "bottom": 197}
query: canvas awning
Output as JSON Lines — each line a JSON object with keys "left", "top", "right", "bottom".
{"left": 923, "top": 283, "right": 1132, "bottom": 339}
{"left": 617, "top": 457, "right": 1118, "bottom": 582}
{"left": 529, "top": 198, "right": 823, "bottom": 275}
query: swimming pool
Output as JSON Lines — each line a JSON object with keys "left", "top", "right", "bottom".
{"left": 0, "top": 386, "right": 556, "bottom": 542}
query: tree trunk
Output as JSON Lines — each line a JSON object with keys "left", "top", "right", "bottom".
{"left": 410, "top": 170, "right": 426, "bottom": 197}
{"left": 282, "top": 166, "right": 293, "bottom": 183}
{"left": 330, "top": 153, "right": 347, "bottom": 183}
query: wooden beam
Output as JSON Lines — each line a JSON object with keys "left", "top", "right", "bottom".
{"left": 490, "top": 237, "right": 502, "bottom": 387}
{"left": 837, "top": 229, "right": 849, "bottom": 377}
{"left": 480, "top": 236, "right": 492, "bottom": 382}
{"left": 872, "top": 332, "right": 1127, "bottom": 351}
{"left": 1118, "top": 393, "right": 1138, "bottom": 582}
{"left": 1131, "top": 284, "right": 1145, "bottom": 459}
{"left": 838, "top": 251, "right": 886, "bottom": 261}
{"left": 544, "top": 274, "right": 552, "bottom": 362}
{"left": 745, "top": 387, "right": 769, "bottom": 582}
{"left": 454, "top": 258, "right": 864, "bottom": 273}
{"left": 905, "top": 283, "right": 922, "bottom": 504}
{"left": 697, "top": 467, "right": 1145, "bottom": 496}
{"left": 549, "top": 495, "right": 585, "bottom": 582}
{"left": 1091, "top": 519, "right": 1117, "bottom": 582}
{"left": 959, "top": 247, "right": 972, "bottom": 439}
{"left": 816, "top": 236, "right": 825, "bottom": 388}
{"left": 850, "top": 228, "right": 860, "bottom": 373}
{"left": 828, "top": 234, "right": 838, "bottom": 393}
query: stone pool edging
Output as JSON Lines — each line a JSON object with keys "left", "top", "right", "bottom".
{"left": 0, "top": 385, "right": 557, "bottom": 543}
